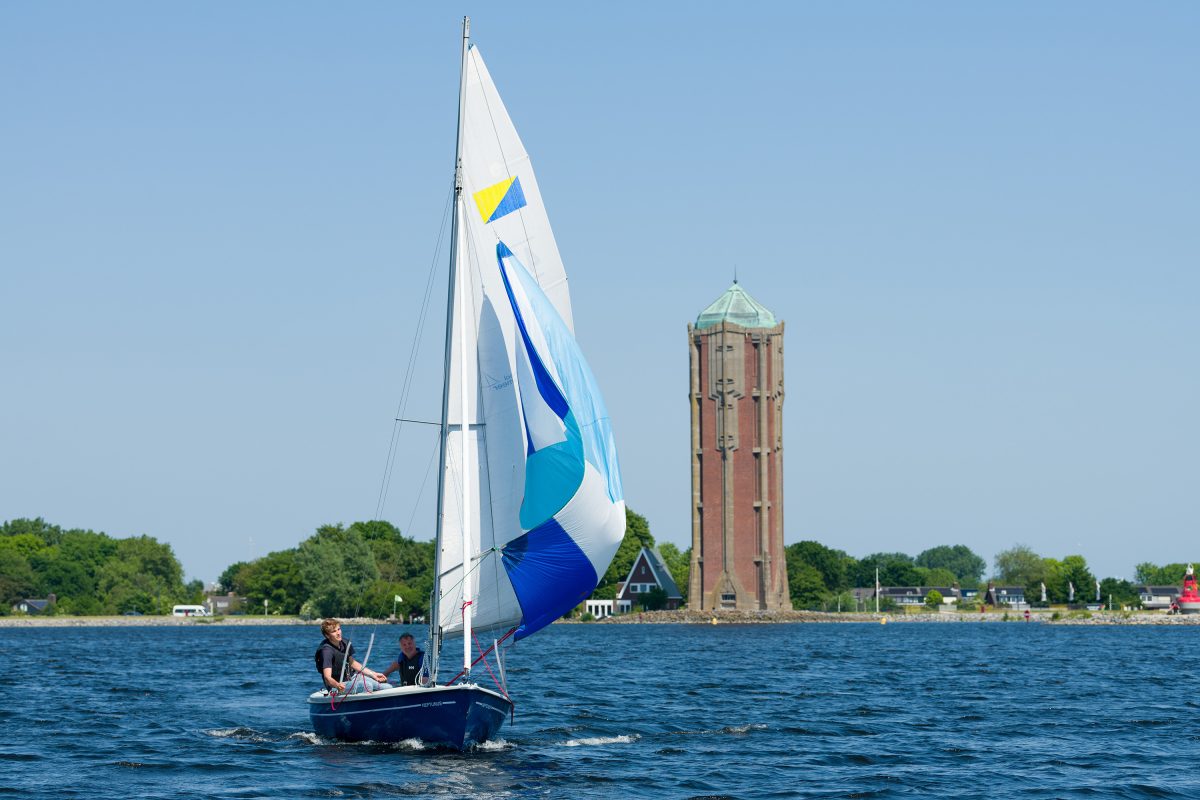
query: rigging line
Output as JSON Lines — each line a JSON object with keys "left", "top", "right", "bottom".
{"left": 435, "top": 548, "right": 499, "bottom": 608}
{"left": 403, "top": 435, "right": 443, "bottom": 543}
{"left": 437, "top": 546, "right": 500, "bottom": 580}
{"left": 374, "top": 185, "right": 455, "bottom": 521}
{"left": 376, "top": 208, "right": 448, "bottom": 521}
{"left": 469, "top": 46, "right": 542, "bottom": 286}
{"left": 375, "top": 187, "right": 452, "bottom": 520}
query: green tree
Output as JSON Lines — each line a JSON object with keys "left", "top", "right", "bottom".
{"left": 0, "top": 533, "right": 48, "bottom": 560}
{"left": 598, "top": 507, "right": 654, "bottom": 589}
{"left": 639, "top": 586, "right": 668, "bottom": 611}
{"left": 295, "top": 526, "right": 380, "bottom": 617}
{"left": 994, "top": 545, "right": 1048, "bottom": 587}
{"left": 1, "top": 517, "right": 64, "bottom": 546}
{"left": 0, "top": 549, "right": 35, "bottom": 607}
{"left": 1053, "top": 555, "right": 1096, "bottom": 604}
{"left": 359, "top": 579, "right": 428, "bottom": 619}
{"left": 183, "top": 579, "right": 205, "bottom": 604}
{"left": 919, "top": 567, "right": 959, "bottom": 587}
{"left": 33, "top": 530, "right": 116, "bottom": 614}
{"left": 787, "top": 541, "right": 854, "bottom": 592}
{"left": 590, "top": 582, "right": 616, "bottom": 600}
{"left": 1099, "top": 577, "right": 1140, "bottom": 608}
{"left": 788, "top": 562, "right": 827, "bottom": 609}
{"left": 240, "top": 550, "right": 306, "bottom": 614}
{"left": 915, "top": 544, "right": 986, "bottom": 587}
{"left": 1134, "top": 562, "right": 1195, "bottom": 585}
{"left": 657, "top": 543, "right": 690, "bottom": 601}
{"left": 925, "top": 589, "right": 944, "bottom": 609}
{"left": 350, "top": 520, "right": 436, "bottom": 588}
{"left": 218, "top": 561, "right": 250, "bottom": 594}
{"left": 852, "top": 553, "right": 921, "bottom": 587}
{"left": 1, "top": 520, "right": 190, "bottom": 615}
{"left": 95, "top": 536, "right": 188, "bottom": 614}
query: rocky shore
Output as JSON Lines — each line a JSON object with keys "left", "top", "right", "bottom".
{"left": 590, "top": 608, "right": 1200, "bottom": 625}
{"left": 0, "top": 615, "right": 331, "bottom": 628}
{"left": 4, "top": 610, "right": 1197, "bottom": 628}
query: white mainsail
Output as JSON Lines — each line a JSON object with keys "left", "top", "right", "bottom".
{"left": 435, "top": 42, "right": 623, "bottom": 652}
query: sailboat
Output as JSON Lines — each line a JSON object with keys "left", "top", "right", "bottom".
{"left": 307, "top": 18, "right": 626, "bottom": 749}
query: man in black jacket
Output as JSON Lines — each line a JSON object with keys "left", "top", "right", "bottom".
{"left": 315, "top": 618, "right": 388, "bottom": 693}
{"left": 382, "top": 633, "right": 426, "bottom": 686}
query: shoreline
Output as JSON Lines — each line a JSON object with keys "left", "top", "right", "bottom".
{"left": 587, "top": 609, "right": 1200, "bottom": 626}
{"left": 3, "top": 610, "right": 1198, "bottom": 628}
{"left": 0, "top": 615, "right": 337, "bottom": 628}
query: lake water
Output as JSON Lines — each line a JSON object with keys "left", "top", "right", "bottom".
{"left": 2, "top": 621, "right": 1198, "bottom": 798}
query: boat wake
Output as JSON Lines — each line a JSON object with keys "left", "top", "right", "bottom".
{"left": 285, "top": 732, "right": 323, "bottom": 745}
{"left": 561, "top": 734, "right": 640, "bottom": 747}
{"left": 472, "top": 738, "right": 513, "bottom": 751}
{"left": 205, "top": 727, "right": 272, "bottom": 742}
{"left": 670, "top": 723, "right": 769, "bottom": 737}
{"left": 285, "top": 732, "right": 428, "bottom": 751}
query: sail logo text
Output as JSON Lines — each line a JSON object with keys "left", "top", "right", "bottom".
{"left": 485, "top": 372, "right": 514, "bottom": 390}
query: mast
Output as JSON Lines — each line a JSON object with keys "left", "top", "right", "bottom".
{"left": 429, "top": 15, "right": 472, "bottom": 683}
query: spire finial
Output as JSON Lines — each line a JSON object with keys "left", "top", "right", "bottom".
{"left": 733, "top": 265, "right": 738, "bottom": 285}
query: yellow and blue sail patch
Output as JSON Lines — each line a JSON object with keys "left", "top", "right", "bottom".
{"left": 473, "top": 176, "right": 527, "bottom": 224}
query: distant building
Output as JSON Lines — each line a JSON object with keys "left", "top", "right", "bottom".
{"left": 876, "top": 586, "right": 961, "bottom": 607}
{"left": 13, "top": 594, "right": 56, "bottom": 615}
{"left": 983, "top": 584, "right": 1027, "bottom": 608}
{"left": 583, "top": 599, "right": 617, "bottom": 619}
{"left": 204, "top": 591, "right": 245, "bottom": 615}
{"left": 617, "top": 547, "right": 684, "bottom": 611}
{"left": 1139, "top": 585, "right": 1180, "bottom": 610}
{"left": 688, "top": 282, "right": 790, "bottom": 611}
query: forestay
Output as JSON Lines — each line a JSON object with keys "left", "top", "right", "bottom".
{"left": 437, "top": 45, "right": 624, "bottom": 643}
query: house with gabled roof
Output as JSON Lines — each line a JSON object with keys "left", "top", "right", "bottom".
{"left": 875, "top": 586, "right": 961, "bottom": 607}
{"left": 1139, "top": 585, "right": 1180, "bottom": 611}
{"left": 616, "top": 546, "right": 684, "bottom": 611}
{"left": 983, "top": 584, "right": 1027, "bottom": 608}
{"left": 13, "top": 593, "right": 56, "bottom": 615}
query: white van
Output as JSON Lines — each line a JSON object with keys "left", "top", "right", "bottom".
{"left": 172, "top": 604, "right": 209, "bottom": 617}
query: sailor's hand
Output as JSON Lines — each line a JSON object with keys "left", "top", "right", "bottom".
{"left": 334, "top": 682, "right": 346, "bottom": 693}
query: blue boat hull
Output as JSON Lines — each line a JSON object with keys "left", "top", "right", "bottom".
{"left": 308, "top": 684, "right": 512, "bottom": 749}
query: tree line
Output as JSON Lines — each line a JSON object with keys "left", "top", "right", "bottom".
{"left": 0, "top": 518, "right": 202, "bottom": 615}
{"left": 6, "top": 513, "right": 1192, "bottom": 617}
{"left": 3, "top": 510, "right": 684, "bottom": 618}
{"left": 784, "top": 542, "right": 987, "bottom": 610}
{"left": 220, "top": 507, "right": 690, "bottom": 618}
{"left": 784, "top": 540, "right": 1197, "bottom": 611}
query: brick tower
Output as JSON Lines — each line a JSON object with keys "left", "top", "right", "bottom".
{"left": 688, "top": 282, "right": 790, "bottom": 611}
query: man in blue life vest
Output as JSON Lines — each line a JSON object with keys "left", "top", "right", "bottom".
{"left": 315, "top": 618, "right": 388, "bottom": 694}
{"left": 382, "top": 633, "right": 426, "bottom": 686}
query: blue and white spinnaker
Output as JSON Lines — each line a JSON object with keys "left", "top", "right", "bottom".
{"left": 435, "top": 43, "right": 624, "bottom": 644}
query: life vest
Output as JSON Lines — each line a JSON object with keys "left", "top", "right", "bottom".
{"left": 396, "top": 649, "right": 425, "bottom": 686}
{"left": 314, "top": 638, "right": 354, "bottom": 680}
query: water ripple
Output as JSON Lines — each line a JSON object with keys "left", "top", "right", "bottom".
{"left": 3, "top": 623, "right": 1200, "bottom": 798}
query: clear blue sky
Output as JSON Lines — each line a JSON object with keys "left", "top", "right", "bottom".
{"left": 2, "top": 2, "right": 1196, "bottom": 584}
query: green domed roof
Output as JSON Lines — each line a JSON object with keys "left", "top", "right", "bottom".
{"left": 695, "top": 282, "right": 777, "bottom": 330}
